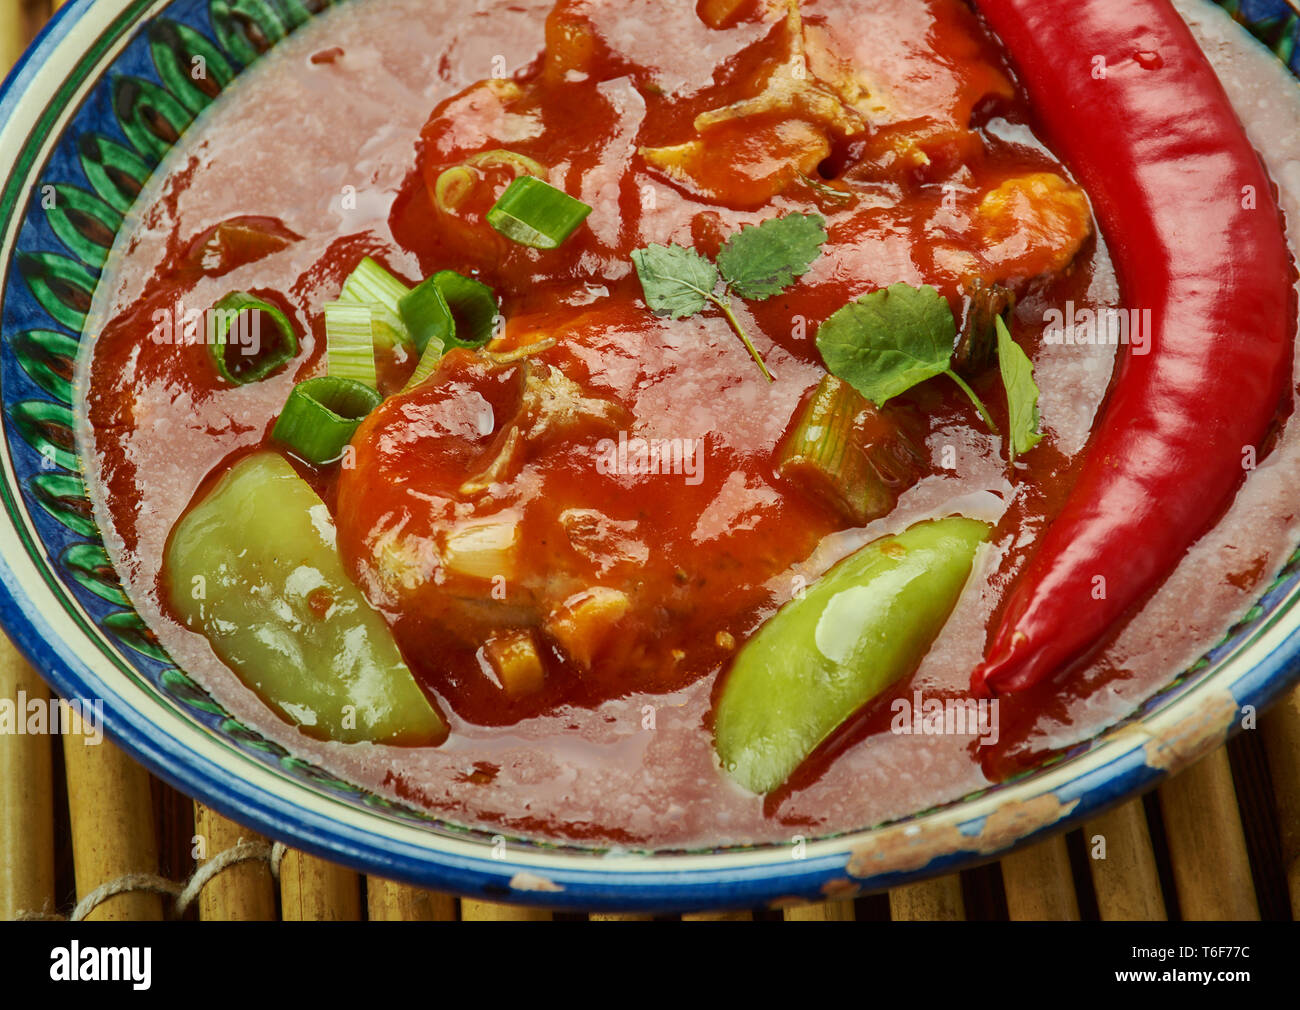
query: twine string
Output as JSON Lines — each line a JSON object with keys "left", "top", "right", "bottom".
{"left": 17, "top": 838, "right": 289, "bottom": 921}
{"left": 71, "top": 874, "right": 182, "bottom": 922}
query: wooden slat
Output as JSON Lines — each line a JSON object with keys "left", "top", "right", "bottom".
{"left": 24, "top": 1, "right": 50, "bottom": 37}
{"left": 889, "top": 874, "right": 965, "bottom": 920}
{"left": 784, "top": 899, "right": 855, "bottom": 921}
{"left": 681, "top": 909, "right": 753, "bottom": 921}
{"left": 278, "top": 849, "right": 361, "bottom": 921}
{"left": 459, "top": 899, "right": 552, "bottom": 921}
{"left": 1262, "top": 684, "right": 1300, "bottom": 917}
{"left": 0, "top": 639, "right": 55, "bottom": 919}
{"left": 588, "top": 912, "right": 654, "bottom": 921}
{"left": 1158, "top": 747, "right": 1260, "bottom": 920}
{"left": 1, "top": 1, "right": 41, "bottom": 71}
{"left": 366, "top": 877, "right": 456, "bottom": 921}
{"left": 63, "top": 734, "right": 164, "bottom": 920}
{"left": 1083, "top": 798, "right": 1167, "bottom": 920}
{"left": 0, "top": 1, "right": 23, "bottom": 71}
{"left": 10, "top": 1, "right": 49, "bottom": 63}
{"left": 153, "top": 777, "right": 194, "bottom": 887}
{"left": 999, "top": 835, "right": 1080, "bottom": 920}
{"left": 2, "top": 0, "right": 59, "bottom": 924}
{"left": 192, "top": 803, "right": 276, "bottom": 921}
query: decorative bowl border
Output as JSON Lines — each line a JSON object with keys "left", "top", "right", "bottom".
{"left": 0, "top": 0, "right": 1297, "bottom": 912}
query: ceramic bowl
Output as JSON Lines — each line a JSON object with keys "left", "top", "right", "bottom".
{"left": 1, "top": 0, "right": 1297, "bottom": 911}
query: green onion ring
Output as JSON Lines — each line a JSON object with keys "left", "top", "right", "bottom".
{"left": 433, "top": 270, "right": 499, "bottom": 351}
{"left": 270, "top": 375, "right": 383, "bottom": 465}
{"left": 486, "top": 176, "right": 592, "bottom": 250}
{"left": 206, "top": 291, "right": 299, "bottom": 385}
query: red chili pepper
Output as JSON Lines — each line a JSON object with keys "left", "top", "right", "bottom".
{"left": 970, "top": 0, "right": 1296, "bottom": 695}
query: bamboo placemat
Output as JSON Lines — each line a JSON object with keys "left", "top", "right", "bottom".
{"left": 2, "top": 0, "right": 1298, "bottom": 923}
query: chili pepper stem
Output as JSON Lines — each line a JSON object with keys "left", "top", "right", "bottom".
{"left": 710, "top": 292, "right": 775, "bottom": 383}
{"left": 945, "top": 368, "right": 997, "bottom": 434}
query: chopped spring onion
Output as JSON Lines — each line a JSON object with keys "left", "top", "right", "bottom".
{"left": 486, "top": 176, "right": 592, "bottom": 249}
{"left": 400, "top": 270, "right": 502, "bottom": 391}
{"left": 339, "top": 256, "right": 410, "bottom": 315}
{"left": 403, "top": 335, "right": 445, "bottom": 392}
{"left": 324, "top": 301, "right": 378, "bottom": 389}
{"left": 435, "top": 150, "right": 547, "bottom": 214}
{"left": 206, "top": 291, "right": 298, "bottom": 385}
{"left": 434, "top": 270, "right": 499, "bottom": 351}
{"left": 339, "top": 256, "right": 415, "bottom": 352}
{"left": 271, "top": 375, "right": 382, "bottom": 465}
{"left": 465, "top": 149, "right": 547, "bottom": 178}
{"left": 434, "top": 166, "right": 477, "bottom": 214}
{"left": 397, "top": 275, "right": 454, "bottom": 356}
{"left": 369, "top": 303, "right": 410, "bottom": 354}
{"left": 778, "top": 374, "right": 921, "bottom": 526}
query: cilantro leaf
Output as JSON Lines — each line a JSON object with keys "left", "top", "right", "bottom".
{"left": 995, "top": 315, "right": 1043, "bottom": 462}
{"left": 716, "top": 213, "right": 828, "bottom": 300}
{"left": 815, "top": 282, "right": 956, "bottom": 405}
{"left": 629, "top": 215, "right": 825, "bottom": 383}
{"left": 631, "top": 243, "right": 719, "bottom": 319}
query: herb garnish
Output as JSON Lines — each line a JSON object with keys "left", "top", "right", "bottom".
{"left": 816, "top": 281, "right": 1044, "bottom": 463}
{"left": 995, "top": 315, "right": 1043, "bottom": 462}
{"left": 631, "top": 213, "right": 827, "bottom": 381}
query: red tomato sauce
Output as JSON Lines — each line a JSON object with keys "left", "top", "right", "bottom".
{"left": 76, "top": 0, "right": 1298, "bottom": 846}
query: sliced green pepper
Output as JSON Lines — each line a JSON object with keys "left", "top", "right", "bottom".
{"left": 714, "top": 517, "right": 990, "bottom": 793}
{"left": 165, "top": 451, "right": 445, "bottom": 745}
